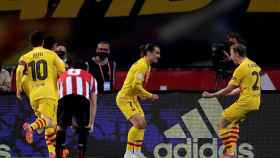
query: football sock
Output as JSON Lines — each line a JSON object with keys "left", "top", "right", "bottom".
{"left": 45, "top": 127, "right": 57, "bottom": 155}
{"left": 56, "top": 129, "right": 66, "bottom": 158}
{"left": 219, "top": 124, "right": 240, "bottom": 155}
{"left": 77, "top": 128, "right": 89, "bottom": 158}
{"left": 134, "top": 129, "right": 144, "bottom": 152}
{"left": 30, "top": 117, "right": 48, "bottom": 131}
{"left": 126, "top": 126, "right": 145, "bottom": 152}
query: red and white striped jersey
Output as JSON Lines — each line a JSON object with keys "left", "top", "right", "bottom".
{"left": 58, "top": 69, "right": 97, "bottom": 100}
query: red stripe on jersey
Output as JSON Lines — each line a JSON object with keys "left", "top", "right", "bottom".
{"left": 71, "top": 76, "right": 77, "bottom": 95}
{"left": 62, "top": 78, "right": 67, "bottom": 97}
{"left": 58, "top": 69, "right": 96, "bottom": 100}
{"left": 82, "top": 78, "right": 87, "bottom": 97}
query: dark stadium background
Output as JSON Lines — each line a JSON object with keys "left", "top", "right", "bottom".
{"left": 0, "top": 0, "right": 279, "bottom": 68}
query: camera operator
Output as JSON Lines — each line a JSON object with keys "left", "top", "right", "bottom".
{"left": 225, "top": 32, "right": 246, "bottom": 60}
{"left": 228, "top": 32, "right": 245, "bottom": 46}
{"left": 212, "top": 32, "right": 245, "bottom": 88}
{"left": 212, "top": 32, "right": 245, "bottom": 65}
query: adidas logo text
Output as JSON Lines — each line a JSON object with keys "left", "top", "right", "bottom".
{"left": 153, "top": 98, "right": 254, "bottom": 158}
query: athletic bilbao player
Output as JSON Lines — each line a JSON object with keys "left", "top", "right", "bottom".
{"left": 56, "top": 60, "right": 97, "bottom": 158}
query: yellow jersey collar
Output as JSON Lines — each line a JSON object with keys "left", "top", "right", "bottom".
{"left": 240, "top": 57, "right": 249, "bottom": 65}
{"left": 33, "top": 46, "right": 43, "bottom": 50}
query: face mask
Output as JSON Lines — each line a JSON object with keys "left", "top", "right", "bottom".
{"left": 56, "top": 51, "right": 66, "bottom": 60}
{"left": 98, "top": 53, "right": 108, "bottom": 60}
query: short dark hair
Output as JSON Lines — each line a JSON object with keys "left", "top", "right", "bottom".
{"left": 29, "top": 31, "right": 44, "bottom": 47}
{"left": 227, "top": 32, "right": 245, "bottom": 44}
{"left": 71, "top": 59, "right": 88, "bottom": 70}
{"left": 139, "top": 44, "right": 146, "bottom": 57}
{"left": 231, "top": 44, "right": 247, "bottom": 57}
{"left": 44, "top": 36, "right": 57, "bottom": 50}
{"left": 141, "top": 43, "right": 160, "bottom": 56}
{"left": 98, "top": 41, "right": 110, "bottom": 46}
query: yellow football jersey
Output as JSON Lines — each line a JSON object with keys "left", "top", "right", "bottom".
{"left": 229, "top": 58, "right": 261, "bottom": 108}
{"left": 118, "top": 57, "right": 152, "bottom": 98}
{"left": 16, "top": 47, "right": 65, "bottom": 103}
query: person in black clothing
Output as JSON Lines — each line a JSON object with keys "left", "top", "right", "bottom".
{"left": 88, "top": 41, "right": 116, "bottom": 94}
{"left": 212, "top": 32, "right": 246, "bottom": 89}
{"left": 44, "top": 36, "right": 58, "bottom": 50}
{"left": 227, "top": 32, "right": 246, "bottom": 46}
{"left": 54, "top": 44, "right": 68, "bottom": 64}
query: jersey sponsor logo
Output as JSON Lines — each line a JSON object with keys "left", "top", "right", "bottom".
{"left": 0, "top": 0, "right": 278, "bottom": 20}
{"left": 153, "top": 98, "right": 254, "bottom": 158}
{"left": 68, "top": 69, "right": 81, "bottom": 76}
{"left": 136, "top": 72, "right": 145, "bottom": 81}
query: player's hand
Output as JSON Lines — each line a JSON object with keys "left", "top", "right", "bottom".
{"left": 16, "top": 90, "right": 22, "bottom": 100}
{"left": 202, "top": 91, "right": 213, "bottom": 98}
{"left": 138, "top": 96, "right": 146, "bottom": 100}
{"left": 89, "top": 123, "right": 95, "bottom": 133}
{"left": 89, "top": 125, "right": 94, "bottom": 133}
{"left": 150, "top": 94, "right": 159, "bottom": 101}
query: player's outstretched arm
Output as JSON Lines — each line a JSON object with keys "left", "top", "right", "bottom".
{"left": 89, "top": 78, "right": 98, "bottom": 131}
{"left": 202, "top": 84, "right": 238, "bottom": 98}
{"left": 133, "top": 77, "right": 160, "bottom": 101}
{"left": 16, "top": 64, "right": 25, "bottom": 100}
{"left": 226, "top": 88, "right": 240, "bottom": 96}
{"left": 89, "top": 91, "right": 97, "bottom": 131}
{"left": 132, "top": 69, "right": 154, "bottom": 98}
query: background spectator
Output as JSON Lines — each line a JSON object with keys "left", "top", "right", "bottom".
{"left": 54, "top": 44, "right": 68, "bottom": 64}
{"left": 44, "top": 36, "right": 58, "bottom": 50}
{"left": 227, "top": 32, "right": 246, "bottom": 46}
{"left": 211, "top": 32, "right": 246, "bottom": 89}
{"left": 0, "top": 62, "right": 11, "bottom": 92}
{"left": 88, "top": 41, "right": 116, "bottom": 94}
{"left": 44, "top": 36, "right": 69, "bottom": 67}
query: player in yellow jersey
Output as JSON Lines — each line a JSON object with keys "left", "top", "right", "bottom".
{"left": 16, "top": 31, "right": 65, "bottom": 158}
{"left": 116, "top": 43, "right": 160, "bottom": 158}
{"left": 202, "top": 44, "right": 261, "bottom": 158}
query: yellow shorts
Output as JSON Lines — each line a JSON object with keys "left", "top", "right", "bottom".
{"left": 116, "top": 94, "right": 144, "bottom": 120}
{"left": 222, "top": 101, "right": 258, "bottom": 124}
{"left": 31, "top": 99, "right": 58, "bottom": 123}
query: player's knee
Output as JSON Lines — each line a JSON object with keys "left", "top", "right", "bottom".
{"left": 40, "top": 115, "right": 52, "bottom": 125}
{"left": 218, "top": 118, "right": 230, "bottom": 129}
{"left": 134, "top": 119, "right": 147, "bottom": 129}
{"left": 130, "top": 114, "right": 147, "bottom": 129}
{"left": 218, "top": 121, "right": 225, "bottom": 130}
{"left": 142, "top": 119, "right": 147, "bottom": 129}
